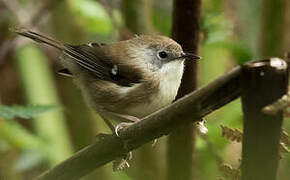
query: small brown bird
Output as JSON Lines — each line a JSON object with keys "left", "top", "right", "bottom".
{"left": 15, "top": 29, "right": 200, "bottom": 134}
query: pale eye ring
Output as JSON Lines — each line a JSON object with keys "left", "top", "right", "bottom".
{"left": 158, "top": 51, "right": 168, "bottom": 59}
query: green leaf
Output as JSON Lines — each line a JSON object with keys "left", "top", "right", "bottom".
{"left": 69, "top": 0, "right": 113, "bottom": 35}
{"left": 0, "top": 105, "right": 58, "bottom": 120}
{"left": 201, "top": 13, "right": 233, "bottom": 44}
{"left": 226, "top": 41, "right": 253, "bottom": 64}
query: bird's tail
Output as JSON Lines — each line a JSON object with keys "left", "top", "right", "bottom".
{"left": 14, "top": 29, "right": 65, "bottom": 50}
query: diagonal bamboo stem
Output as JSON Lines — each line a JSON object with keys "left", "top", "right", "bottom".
{"left": 36, "top": 63, "right": 242, "bottom": 180}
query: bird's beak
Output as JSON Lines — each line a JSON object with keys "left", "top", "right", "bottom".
{"left": 180, "top": 52, "right": 201, "bottom": 60}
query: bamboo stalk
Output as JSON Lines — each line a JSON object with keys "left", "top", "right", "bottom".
{"left": 259, "top": 0, "right": 286, "bottom": 57}
{"left": 121, "top": 1, "right": 161, "bottom": 179}
{"left": 15, "top": 44, "right": 73, "bottom": 165}
{"left": 241, "top": 58, "right": 288, "bottom": 180}
{"left": 167, "top": 0, "right": 201, "bottom": 179}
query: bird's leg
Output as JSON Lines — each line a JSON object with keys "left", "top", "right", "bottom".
{"left": 100, "top": 116, "right": 115, "bottom": 133}
{"left": 99, "top": 112, "right": 139, "bottom": 171}
{"left": 108, "top": 113, "right": 159, "bottom": 145}
{"left": 112, "top": 113, "right": 141, "bottom": 136}
{"left": 99, "top": 111, "right": 141, "bottom": 136}
{"left": 101, "top": 111, "right": 140, "bottom": 123}
{"left": 115, "top": 122, "right": 136, "bottom": 136}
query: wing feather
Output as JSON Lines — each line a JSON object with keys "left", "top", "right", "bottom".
{"left": 63, "top": 44, "right": 142, "bottom": 87}
{"left": 14, "top": 29, "right": 141, "bottom": 87}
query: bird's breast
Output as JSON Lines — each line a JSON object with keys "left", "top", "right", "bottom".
{"left": 150, "top": 61, "right": 184, "bottom": 109}
{"left": 124, "top": 61, "right": 184, "bottom": 117}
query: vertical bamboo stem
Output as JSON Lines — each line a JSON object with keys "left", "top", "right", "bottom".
{"left": 241, "top": 58, "right": 288, "bottom": 180}
{"left": 259, "top": 0, "right": 286, "bottom": 57}
{"left": 15, "top": 44, "right": 73, "bottom": 165}
{"left": 167, "top": 0, "right": 201, "bottom": 179}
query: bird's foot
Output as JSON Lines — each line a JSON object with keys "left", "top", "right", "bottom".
{"left": 116, "top": 114, "right": 140, "bottom": 123}
{"left": 114, "top": 115, "right": 141, "bottom": 136}
{"left": 115, "top": 122, "right": 135, "bottom": 136}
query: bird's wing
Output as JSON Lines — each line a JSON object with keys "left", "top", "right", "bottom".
{"left": 14, "top": 29, "right": 141, "bottom": 87}
{"left": 63, "top": 44, "right": 142, "bottom": 87}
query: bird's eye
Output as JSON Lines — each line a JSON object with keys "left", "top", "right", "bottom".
{"left": 158, "top": 51, "right": 168, "bottom": 59}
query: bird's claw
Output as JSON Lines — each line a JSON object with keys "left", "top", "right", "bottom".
{"left": 115, "top": 122, "right": 134, "bottom": 136}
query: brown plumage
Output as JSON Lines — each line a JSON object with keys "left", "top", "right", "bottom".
{"left": 15, "top": 29, "right": 199, "bottom": 125}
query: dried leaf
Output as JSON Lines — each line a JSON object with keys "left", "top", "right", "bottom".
{"left": 280, "top": 130, "right": 289, "bottom": 146}
{"left": 263, "top": 87, "right": 290, "bottom": 115}
{"left": 112, "top": 157, "right": 130, "bottom": 171}
{"left": 195, "top": 119, "right": 208, "bottom": 135}
{"left": 280, "top": 142, "right": 290, "bottom": 154}
{"left": 221, "top": 125, "right": 243, "bottom": 143}
{"left": 220, "top": 163, "right": 241, "bottom": 180}
{"left": 112, "top": 152, "right": 132, "bottom": 171}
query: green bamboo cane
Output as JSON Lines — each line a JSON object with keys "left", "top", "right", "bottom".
{"left": 14, "top": 44, "right": 73, "bottom": 166}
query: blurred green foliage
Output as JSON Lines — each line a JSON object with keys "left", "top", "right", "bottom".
{"left": 0, "top": 105, "right": 57, "bottom": 120}
{"left": 15, "top": 44, "right": 74, "bottom": 166}
{"left": 69, "top": 0, "right": 113, "bottom": 35}
{"left": 201, "top": 13, "right": 233, "bottom": 44}
{"left": 14, "top": 149, "right": 45, "bottom": 172}
{"left": 152, "top": 5, "right": 172, "bottom": 36}
{"left": 0, "top": 103, "right": 60, "bottom": 173}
